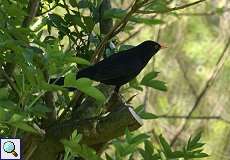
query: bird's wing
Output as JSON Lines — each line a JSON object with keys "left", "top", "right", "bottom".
{"left": 87, "top": 53, "right": 141, "bottom": 81}
{"left": 91, "top": 54, "right": 139, "bottom": 81}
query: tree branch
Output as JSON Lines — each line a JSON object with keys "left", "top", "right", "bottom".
{"left": 50, "top": 106, "right": 142, "bottom": 146}
{"left": 157, "top": 115, "right": 230, "bottom": 124}
{"left": 22, "top": 0, "right": 40, "bottom": 27}
{"left": 119, "top": 28, "right": 141, "bottom": 44}
{"left": 137, "top": 0, "right": 206, "bottom": 14}
{"left": 176, "top": 8, "right": 230, "bottom": 16}
{"left": 91, "top": 0, "right": 150, "bottom": 64}
{"left": 29, "top": 106, "right": 143, "bottom": 159}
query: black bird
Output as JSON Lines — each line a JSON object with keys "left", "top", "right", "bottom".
{"left": 51, "top": 40, "right": 165, "bottom": 92}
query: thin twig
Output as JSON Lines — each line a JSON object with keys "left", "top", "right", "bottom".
{"left": 137, "top": 0, "right": 206, "bottom": 14}
{"left": 157, "top": 115, "right": 230, "bottom": 124}
{"left": 0, "top": 66, "right": 20, "bottom": 95}
{"left": 176, "top": 8, "right": 230, "bottom": 16}
{"left": 119, "top": 28, "right": 141, "bottom": 44}
{"left": 39, "top": 3, "right": 59, "bottom": 16}
{"left": 22, "top": 0, "right": 40, "bottom": 27}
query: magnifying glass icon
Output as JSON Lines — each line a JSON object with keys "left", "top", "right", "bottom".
{"left": 3, "top": 141, "right": 18, "bottom": 157}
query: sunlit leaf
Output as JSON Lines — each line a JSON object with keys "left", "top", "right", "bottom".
{"left": 9, "top": 122, "right": 37, "bottom": 133}
{"left": 141, "top": 71, "right": 159, "bottom": 84}
{"left": 142, "top": 80, "right": 167, "bottom": 91}
{"left": 159, "top": 135, "right": 172, "bottom": 155}
{"left": 139, "top": 112, "right": 158, "bottom": 119}
{"left": 64, "top": 73, "right": 106, "bottom": 102}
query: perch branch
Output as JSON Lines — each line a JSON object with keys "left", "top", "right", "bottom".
{"left": 49, "top": 106, "right": 143, "bottom": 146}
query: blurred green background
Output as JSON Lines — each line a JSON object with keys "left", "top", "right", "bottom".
{"left": 121, "top": 1, "right": 230, "bottom": 159}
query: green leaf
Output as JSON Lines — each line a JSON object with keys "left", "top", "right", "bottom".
{"left": 28, "top": 104, "right": 52, "bottom": 117}
{"left": 9, "top": 122, "right": 37, "bottom": 133}
{"left": 9, "top": 113, "right": 28, "bottom": 123}
{"left": 142, "top": 80, "right": 167, "bottom": 91}
{"left": 78, "top": 0, "right": 92, "bottom": 8}
{"left": 0, "top": 88, "right": 9, "bottom": 100}
{"left": 125, "top": 128, "right": 133, "bottom": 144}
{"left": 83, "top": 16, "right": 95, "bottom": 32}
{"left": 129, "top": 78, "right": 143, "bottom": 91}
{"left": 192, "top": 152, "right": 209, "bottom": 158}
{"left": 141, "top": 71, "right": 159, "bottom": 84}
{"left": 61, "top": 54, "right": 91, "bottom": 65}
{"left": 130, "top": 17, "right": 164, "bottom": 25}
{"left": 49, "top": 14, "right": 67, "bottom": 27}
{"left": 104, "top": 8, "right": 126, "bottom": 19}
{"left": 170, "top": 151, "right": 184, "bottom": 158}
{"left": 105, "top": 153, "right": 113, "bottom": 160}
{"left": 144, "top": 140, "right": 154, "bottom": 155}
{"left": 61, "top": 139, "right": 102, "bottom": 160}
{"left": 70, "top": 130, "right": 82, "bottom": 143}
{"left": 187, "top": 132, "right": 203, "bottom": 150}
{"left": 138, "top": 148, "right": 153, "bottom": 160}
{"left": 135, "top": 104, "right": 158, "bottom": 119}
{"left": 141, "top": 71, "right": 167, "bottom": 91}
{"left": 139, "top": 112, "right": 158, "bottom": 119}
{"left": 64, "top": 13, "right": 85, "bottom": 29}
{"left": 0, "top": 107, "right": 11, "bottom": 121}
{"left": 0, "top": 100, "right": 17, "bottom": 111}
{"left": 159, "top": 135, "right": 172, "bottom": 156}
{"left": 39, "top": 81, "right": 67, "bottom": 91}
{"left": 145, "top": 0, "right": 169, "bottom": 13}
{"left": 129, "top": 133, "right": 150, "bottom": 144}
{"left": 134, "top": 104, "right": 145, "bottom": 114}
{"left": 64, "top": 73, "right": 106, "bottom": 102}
{"left": 75, "top": 57, "right": 91, "bottom": 65}
{"left": 69, "top": 0, "right": 79, "bottom": 7}
{"left": 191, "top": 132, "right": 202, "bottom": 144}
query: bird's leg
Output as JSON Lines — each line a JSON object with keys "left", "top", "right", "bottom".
{"left": 112, "top": 86, "right": 125, "bottom": 102}
{"left": 113, "top": 85, "right": 126, "bottom": 103}
{"left": 103, "top": 86, "right": 123, "bottom": 112}
{"left": 114, "top": 85, "right": 124, "bottom": 101}
{"left": 114, "top": 86, "right": 120, "bottom": 93}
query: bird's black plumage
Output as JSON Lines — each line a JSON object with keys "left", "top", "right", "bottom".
{"left": 51, "top": 40, "right": 162, "bottom": 92}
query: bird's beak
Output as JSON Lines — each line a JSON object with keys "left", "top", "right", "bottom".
{"left": 160, "top": 44, "right": 168, "bottom": 49}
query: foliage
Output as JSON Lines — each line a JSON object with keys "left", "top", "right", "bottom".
{"left": 62, "top": 130, "right": 208, "bottom": 160}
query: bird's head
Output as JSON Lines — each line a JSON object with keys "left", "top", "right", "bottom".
{"left": 142, "top": 40, "right": 167, "bottom": 52}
